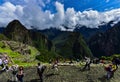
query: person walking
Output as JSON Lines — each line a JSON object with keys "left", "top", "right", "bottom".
{"left": 37, "top": 63, "right": 46, "bottom": 82}
{"left": 82, "top": 56, "right": 91, "bottom": 70}
{"left": 105, "top": 61, "right": 118, "bottom": 80}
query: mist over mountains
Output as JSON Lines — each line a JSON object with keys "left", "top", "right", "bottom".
{"left": 39, "top": 20, "right": 120, "bottom": 57}
{"left": 0, "top": 18, "right": 120, "bottom": 59}
{"left": 0, "top": 20, "right": 94, "bottom": 61}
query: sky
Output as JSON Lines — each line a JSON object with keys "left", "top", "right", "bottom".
{"left": 0, "top": 0, "right": 120, "bottom": 30}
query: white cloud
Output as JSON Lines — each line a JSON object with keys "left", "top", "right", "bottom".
{"left": 106, "top": 0, "right": 110, "bottom": 3}
{"left": 0, "top": 2, "right": 18, "bottom": 26}
{"left": 52, "top": 1, "right": 65, "bottom": 27}
{"left": 0, "top": 1, "right": 120, "bottom": 30}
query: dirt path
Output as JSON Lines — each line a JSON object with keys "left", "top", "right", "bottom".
{"left": 0, "top": 64, "right": 120, "bottom": 82}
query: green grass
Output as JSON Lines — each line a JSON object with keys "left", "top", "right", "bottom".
{"left": 0, "top": 41, "right": 39, "bottom": 67}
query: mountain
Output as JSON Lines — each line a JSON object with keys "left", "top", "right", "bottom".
{"left": 29, "top": 20, "right": 117, "bottom": 58}
{"left": 89, "top": 22, "right": 120, "bottom": 57}
{"left": 39, "top": 27, "right": 62, "bottom": 40}
{"left": 3, "top": 20, "right": 53, "bottom": 51}
{"left": 1, "top": 20, "right": 92, "bottom": 62}
{"left": 74, "top": 26, "right": 99, "bottom": 41}
{"left": 4, "top": 20, "right": 32, "bottom": 44}
{"left": 54, "top": 32, "right": 93, "bottom": 59}
{"left": 74, "top": 21, "right": 113, "bottom": 41}
{"left": 40, "top": 28, "right": 92, "bottom": 59}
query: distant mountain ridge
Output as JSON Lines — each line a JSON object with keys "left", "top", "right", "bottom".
{"left": 1, "top": 19, "right": 120, "bottom": 58}
{"left": 54, "top": 32, "right": 93, "bottom": 59}
{"left": 0, "top": 20, "right": 115, "bottom": 41}
{"left": 39, "top": 21, "right": 120, "bottom": 57}
{"left": 39, "top": 28, "right": 93, "bottom": 59}
{"left": 89, "top": 22, "right": 120, "bottom": 57}
{"left": 74, "top": 21, "right": 114, "bottom": 41}
{"left": 0, "top": 20, "right": 92, "bottom": 60}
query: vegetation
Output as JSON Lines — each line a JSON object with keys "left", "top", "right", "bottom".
{"left": 36, "top": 49, "right": 61, "bottom": 62}
{"left": 54, "top": 32, "right": 92, "bottom": 60}
{"left": 100, "top": 54, "right": 120, "bottom": 60}
{"left": 0, "top": 41, "right": 39, "bottom": 66}
{"left": 0, "top": 33, "right": 9, "bottom": 41}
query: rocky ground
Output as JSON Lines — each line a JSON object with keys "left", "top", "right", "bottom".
{"left": 0, "top": 64, "right": 120, "bottom": 82}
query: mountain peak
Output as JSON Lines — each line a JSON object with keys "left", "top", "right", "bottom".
{"left": 6, "top": 19, "right": 27, "bottom": 30}
{"left": 4, "top": 20, "right": 31, "bottom": 44}
{"left": 3, "top": 20, "right": 53, "bottom": 51}
{"left": 11, "top": 19, "right": 21, "bottom": 23}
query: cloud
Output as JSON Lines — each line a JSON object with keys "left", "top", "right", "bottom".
{"left": 64, "top": 8, "right": 120, "bottom": 28}
{"left": 0, "top": 1, "right": 120, "bottom": 30}
{"left": 0, "top": 2, "right": 20, "bottom": 26}
{"left": 106, "top": 0, "right": 110, "bottom": 3}
{"left": 52, "top": 1, "right": 65, "bottom": 27}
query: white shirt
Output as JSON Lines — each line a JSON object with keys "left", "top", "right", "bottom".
{"left": 38, "top": 65, "right": 43, "bottom": 71}
{"left": 3, "top": 59, "right": 8, "bottom": 65}
{"left": 85, "top": 57, "right": 91, "bottom": 64}
{"left": 0, "top": 59, "right": 3, "bottom": 65}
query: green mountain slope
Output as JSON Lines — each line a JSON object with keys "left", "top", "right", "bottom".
{"left": 1, "top": 20, "right": 92, "bottom": 62}
{"left": 54, "top": 32, "right": 93, "bottom": 59}
{"left": 2, "top": 20, "right": 58, "bottom": 63}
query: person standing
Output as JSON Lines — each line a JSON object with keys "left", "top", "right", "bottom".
{"left": 0, "top": 58, "right": 4, "bottom": 70}
{"left": 9, "top": 64, "right": 19, "bottom": 81}
{"left": 52, "top": 60, "right": 58, "bottom": 72}
{"left": 37, "top": 63, "right": 46, "bottom": 82}
{"left": 2, "top": 55, "right": 9, "bottom": 71}
{"left": 105, "top": 61, "right": 118, "bottom": 80}
{"left": 17, "top": 66, "right": 24, "bottom": 82}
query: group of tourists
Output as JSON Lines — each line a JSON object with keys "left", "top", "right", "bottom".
{"left": 82, "top": 56, "right": 119, "bottom": 80}
{"left": 9, "top": 65, "right": 24, "bottom": 82}
{"left": 0, "top": 58, "right": 58, "bottom": 82}
{"left": 0, "top": 54, "right": 24, "bottom": 82}
{"left": 0, "top": 54, "right": 120, "bottom": 82}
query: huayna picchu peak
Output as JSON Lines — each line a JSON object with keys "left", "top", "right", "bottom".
{"left": 3, "top": 20, "right": 53, "bottom": 51}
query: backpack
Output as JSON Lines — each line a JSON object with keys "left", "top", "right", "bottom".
{"left": 112, "top": 65, "right": 118, "bottom": 72}
{"left": 37, "top": 65, "right": 46, "bottom": 74}
{"left": 12, "top": 66, "right": 18, "bottom": 75}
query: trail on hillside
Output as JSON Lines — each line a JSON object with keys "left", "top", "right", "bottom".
{"left": 0, "top": 65, "right": 120, "bottom": 82}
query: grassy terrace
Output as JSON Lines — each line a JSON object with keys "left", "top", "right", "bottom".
{"left": 0, "top": 41, "right": 39, "bottom": 67}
